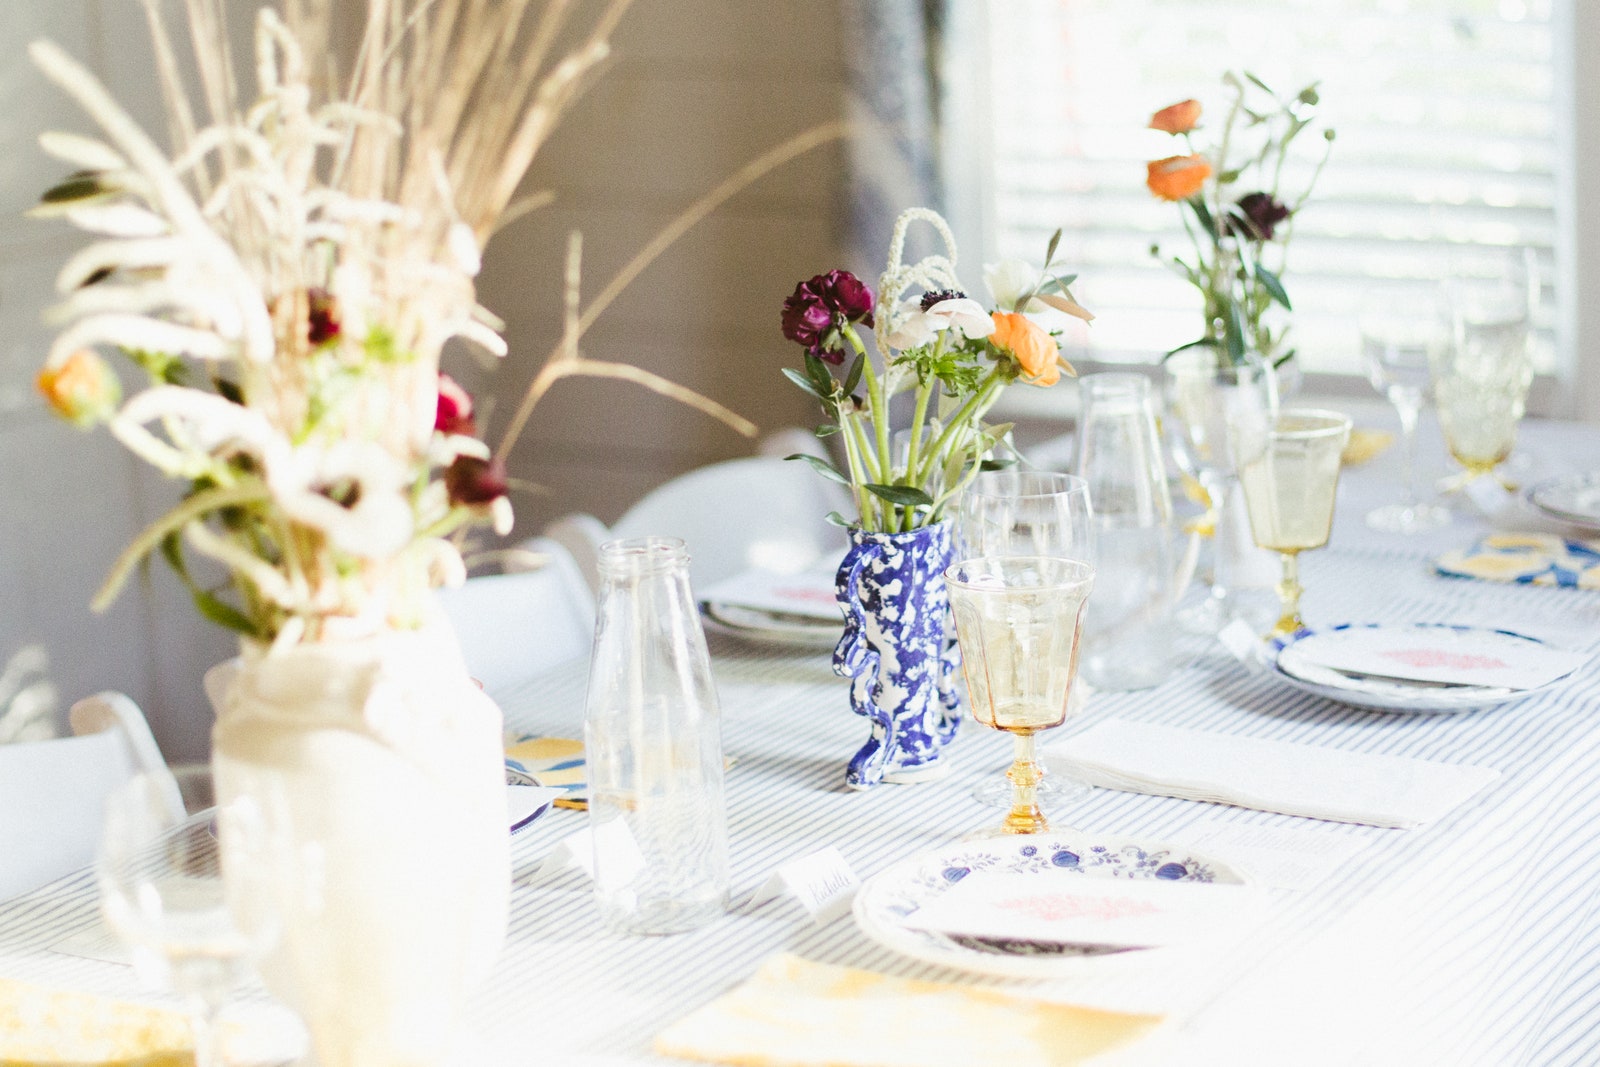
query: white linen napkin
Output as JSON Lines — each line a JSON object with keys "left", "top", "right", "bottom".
{"left": 1049, "top": 720, "right": 1499, "bottom": 828}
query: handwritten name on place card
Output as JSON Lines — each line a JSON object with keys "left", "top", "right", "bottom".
{"left": 900, "top": 871, "right": 1258, "bottom": 950}
{"left": 749, "top": 846, "right": 859, "bottom": 923}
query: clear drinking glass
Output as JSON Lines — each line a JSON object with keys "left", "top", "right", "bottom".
{"left": 1234, "top": 409, "right": 1353, "bottom": 637}
{"left": 1074, "top": 373, "right": 1179, "bottom": 691}
{"left": 1359, "top": 286, "right": 1451, "bottom": 533}
{"left": 956, "top": 470, "right": 1092, "bottom": 806}
{"left": 98, "top": 766, "right": 277, "bottom": 1067}
{"left": 585, "top": 536, "right": 729, "bottom": 935}
{"left": 1163, "top": 348, "right": 1278, "bottom": 632}
{"left": 946, "top": 557, "right": 1094, "bottom": 836}
{"left": 957, "top": 470, "right": 1092, "bottom": 561}
{"left": 1434, "top": 248, "right": 1536, "bottom": 492}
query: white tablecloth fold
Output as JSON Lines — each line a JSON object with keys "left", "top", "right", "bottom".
{"left": 1048, "top": 720, "right": 1500, "bottom": 828}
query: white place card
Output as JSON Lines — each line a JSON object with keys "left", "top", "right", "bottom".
{"left": 1220, "top": 618, "right": 1265, "bottom": 665}
{"left": 1289, "top": 626, "right": 1586, "bottom": 690}
{"left": 899, "top": 870, "right": 1257, "bottom": 950}
{"left": 748, "top": 846, "right": 859, "bottom": 923}
{"left": 1464, "top": 474, "right": 1515, "bottom": 515}
{"left": 698, "top": 566, "right": 841, "bottom": 622}
{"left": 51, "top": 922, "right": 130, "bottom": 966}
{"left": 534, "top": 820, "right": 645, "bottom": 883}
{"left": 1179, "top": 820, "right": 1373, "bottom": 891}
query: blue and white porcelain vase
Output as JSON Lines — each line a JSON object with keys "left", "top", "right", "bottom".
{"left": 833, "top": 522, "right": 961, "bottom": 789}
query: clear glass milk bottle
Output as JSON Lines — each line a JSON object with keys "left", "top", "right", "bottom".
{"left": 584, "top": 536, "right": 729, "bottom": 934}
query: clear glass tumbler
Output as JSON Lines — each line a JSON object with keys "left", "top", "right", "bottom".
{"left": 1073, "top": 373, "right": 1180, "bottom": 690}
{"left": 585, "top": 536, "right": 730, "bottom": 935}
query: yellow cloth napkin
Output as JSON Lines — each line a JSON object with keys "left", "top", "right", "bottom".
{"left": 0, "top": 976, "right": 193, "bottom": 1066}
{"left": 1340, "top": 428, "right": 1393, "bottom": 467}
{"left": 1435, "top": 533, "right": 1600, "bottom": 589}
{"left": 654, "top": 954, "right": 1163, "bottom": 1067}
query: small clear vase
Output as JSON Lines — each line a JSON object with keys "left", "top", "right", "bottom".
{"left": 584, "top": 537, "right": 729, "bottom": 935}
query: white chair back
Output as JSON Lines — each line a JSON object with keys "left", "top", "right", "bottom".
{"left": 437, "top": 536, "right": 596, "bottom": 696}
{"left": 0, "top": 692, "right": 174, "bottom": 903}
{"left": 609, "top": 456, "right": 851, "bottom": 589}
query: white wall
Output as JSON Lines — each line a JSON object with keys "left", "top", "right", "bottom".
{"left": 0, "top": 1, "right": 850, "bottom": 759}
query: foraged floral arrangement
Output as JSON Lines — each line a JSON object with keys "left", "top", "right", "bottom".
{"left": 780, "top": 208, "right": 1089, "bottom": 533}
{"left": 1145, "top": 71, "right": 1335, "bottom": 368}
{"left": 29, "top": 1, "right": 770, "bottom": 649}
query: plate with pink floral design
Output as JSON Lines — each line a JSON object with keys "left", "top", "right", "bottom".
{"left": 1268, "top": 622, "right": 1583, "bottom": 714}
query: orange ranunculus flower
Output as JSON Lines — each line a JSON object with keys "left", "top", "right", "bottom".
{"left": 36, "top": 349, "right": 121, "bottom": 427}
{"left": 990, "top": 312, "right": 1061, "bottom": 387}
{"left": 1149, "top": 99, "right": 1202, "bottom": 135}
{"left": 1146, "top": 154, "right": 1212, "bottom": 201}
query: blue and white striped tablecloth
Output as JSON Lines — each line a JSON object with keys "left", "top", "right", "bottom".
{"left": 4, "top": 416, "right": 1600, "bottom": 1065}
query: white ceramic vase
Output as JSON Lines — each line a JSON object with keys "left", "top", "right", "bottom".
{"left": 210, "top": 619, "right": 509, "bottom": 1067}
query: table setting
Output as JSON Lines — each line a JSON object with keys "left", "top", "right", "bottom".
{"left": 2, "top": 5, "right": 1600, "bottom": 1066}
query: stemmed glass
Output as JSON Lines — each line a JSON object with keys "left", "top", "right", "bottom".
{"left": 1359, "top": 286, "right": 1451, "bottom": 533}
{"left": 1234, "top": 409, "right": 1352, "bottom": 637}
{"left": 98, "top": 766, "right": 277, "bottom": 1067}
{"left": 957, "top": 470, "right": 1092, "bottom": 561}
{"left": 957, "top": 471, "right": 1092, "bottom": 807}
{"left": 1163, "top": 347, "right": 1278, "bottom": 632}
{"left": 1433, "top": 248, "right": 1536, "bottom": 495}
{"left": 946, "top": 556, "right": 1094, "bottom": 835}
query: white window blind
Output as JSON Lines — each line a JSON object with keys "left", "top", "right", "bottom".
{"left": 973, "top": 0, "right": 1560, "bottom": 378}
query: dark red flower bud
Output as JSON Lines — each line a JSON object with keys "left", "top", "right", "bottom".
{"left": 307, "top": 287, "right": 341, "bottom": 346}
{"left": 1231, "top": 192, "right": 1292, "bottom": 242}
{"left": 445, "top": 454, "right": 507, "bottom": 506}
{"left": 435, "top": 373, "right": 476, "bottom": 436}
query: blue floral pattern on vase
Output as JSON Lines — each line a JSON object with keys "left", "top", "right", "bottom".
{"left": 833, "top": 522, "right": 961, "bottom": 789}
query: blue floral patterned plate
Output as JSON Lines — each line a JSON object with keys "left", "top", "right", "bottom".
{"left": 853, "top": 833, "right": 1246, "bottom": 978}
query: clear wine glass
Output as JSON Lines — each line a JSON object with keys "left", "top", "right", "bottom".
{"left": 957, "top": 471, "right": 1092, "bottom": 808}
{"left": 1434, "top": 247, "right": 1536, "bottom": 496}
{"left": 1359, "top": 286, "right": 1451, "bottom": 533}
{"left": 946, "top": 556, "right": 1094, "bottom": 836}
{"left": 1234, "top": 409, "right": 1352, "bottom": 637}
{"left": 98, "top": 766, "right": 277, "bottom": 1067}
{"left": 1163, "top": 348, "right": 1278, "bottom": 633}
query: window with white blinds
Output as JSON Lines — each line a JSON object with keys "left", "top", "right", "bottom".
{"left": 971, "top": 0, "right": 1561, "bottom": 378}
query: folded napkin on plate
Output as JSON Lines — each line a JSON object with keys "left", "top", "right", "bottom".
{"left": 1050, "top": 720, "right": 1498, "bottom": 829}
{"left": 1435, "top": 533, "right": 1600, "bottom": 589}
{"left": 654, "top": 953, "right": 1161, "bottom": 1067}
{"left": 0, "top": 976, "right": 192, "bottom": 1066}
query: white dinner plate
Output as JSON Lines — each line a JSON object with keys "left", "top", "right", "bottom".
{"left": 1266, "top": 622, "right": 1570, "bottom": 714}
{"left": 1526, "top": 473, "right": 1600, "bottom": 531}
{"left": 700, "top": 602, "right": 842, "bottom": 649}
{"left": 853, "top": 832, "right": 1246, "bottom": 979}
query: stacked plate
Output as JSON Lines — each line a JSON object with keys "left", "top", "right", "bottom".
{"left": 852, "top": 833, "right": 1250, "bottom": 978}
{"left": 1526, "top": 472, "right": 1600, "bottom": 532}
{"left": 1265, "top": 622, "right": 1585, "bottom": 714}
{"left": 697, "top": 566, "right": 842, "bottom": 648}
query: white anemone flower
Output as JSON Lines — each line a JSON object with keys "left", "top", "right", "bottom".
{"left": 984, "top": 259, "right": 1048, "bottom": 313}
{"left": 885, "top": 296, "right": 996, "bottom": 351}
{"left": 267, "top": 441, "right": 416, "bottom": 559}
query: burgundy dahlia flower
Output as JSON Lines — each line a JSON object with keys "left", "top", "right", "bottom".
{"left": 781, "top": 269, "right": 876, "bottom": 363}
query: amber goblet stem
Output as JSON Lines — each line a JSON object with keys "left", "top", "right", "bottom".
{"left": 1001, "top": 731, "right": 1049, "bottom": 835}
{"left": 1270, "top": 550, "right": 1305, "bottom": 639}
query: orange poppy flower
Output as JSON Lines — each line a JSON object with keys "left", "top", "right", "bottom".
{"left": 990, "top": 312, "right": 1061, "bottom": 387}
{"left": 1149, "top": 99, "right": 1202, "bottom": 135}
{"left": 1146, "top": 155, "right": 1212, "bottom": 201}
